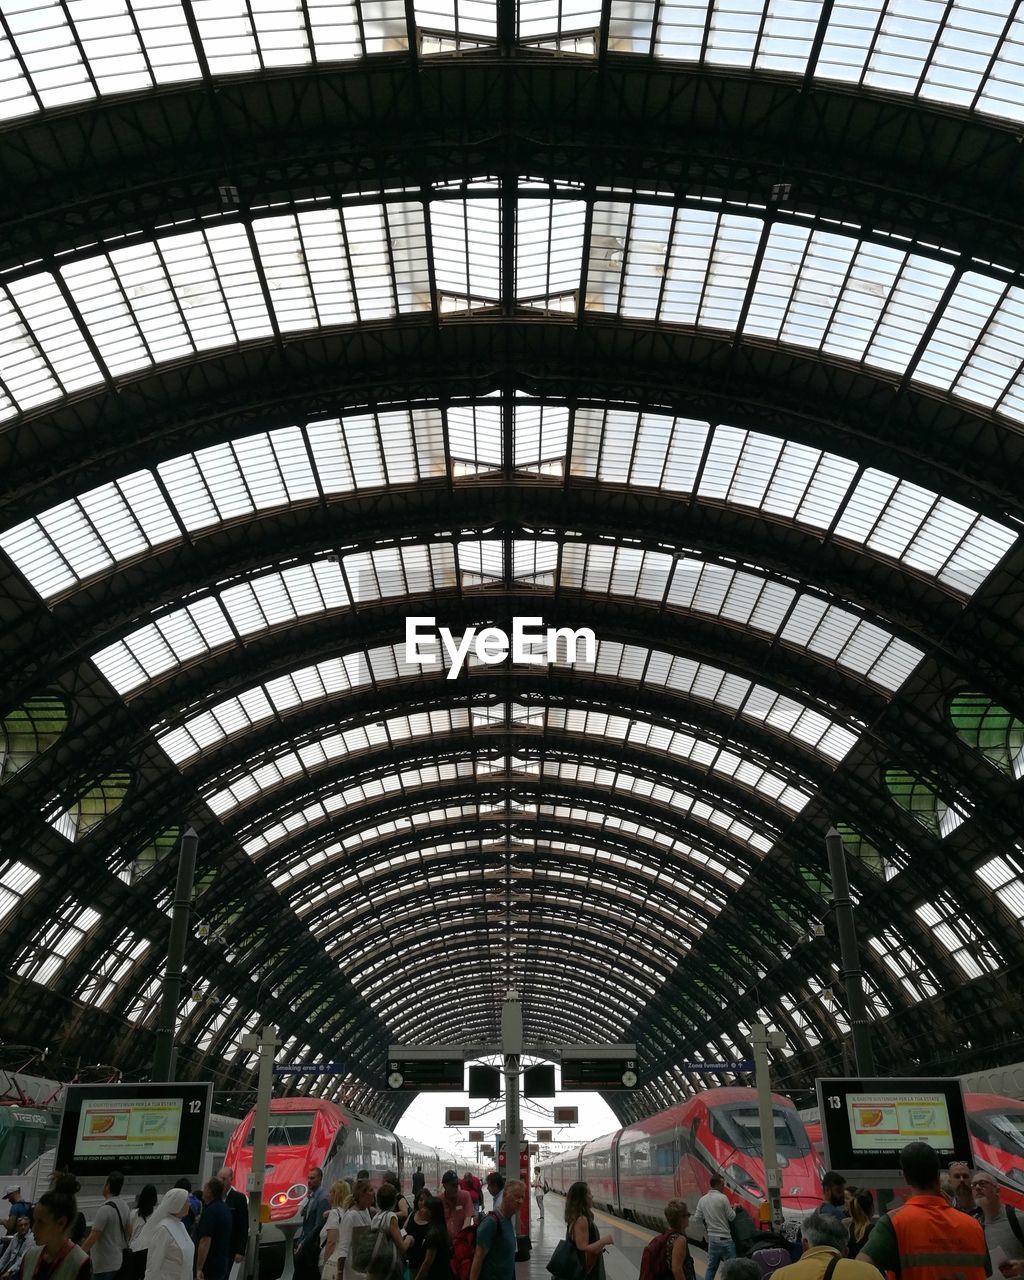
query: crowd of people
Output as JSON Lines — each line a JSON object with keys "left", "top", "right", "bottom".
{"left": 0, "top": 1166, "right": 250, "bottom": 1280}
{"left": 624, "top": 1139, "right": 1024, "bottom": 1280}
{"left": 288, "top": 1165, "right": 524, "bottom": 1280}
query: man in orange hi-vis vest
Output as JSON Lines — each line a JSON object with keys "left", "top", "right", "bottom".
{"left": 857, "top": 1142, "right": 989, "bottom": 1280}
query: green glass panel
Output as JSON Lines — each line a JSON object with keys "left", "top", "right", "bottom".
{"left": 1, "top": 696, "right": 69, "bottom": 782}
{"left": 836, "top": 822, "right": 886, "bottom": 877}
{"left": 133, "top": 826, "right": 181, "bottom": 880}
{"left": 800, "top": 863, "right": 831, "bottom": 898}
{"left": 951, "top": 692, "right": 1024, "bottom": 777}
{"left": 74, "top": 771, "right": 131, "bottom": 840}
{"left": 884, "top": 768, "right": 945, "bottom": 838}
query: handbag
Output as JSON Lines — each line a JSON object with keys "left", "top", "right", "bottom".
{"left": 547, "top": 1234, "right": 584, "bottom": 1280}
{"left": 366, "top": 1214, "right": 401, "bottom": 1280}
{"left": 112, "top": 1204, "right": 133, "bottom": 1280}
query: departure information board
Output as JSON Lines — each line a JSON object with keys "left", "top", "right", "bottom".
{"left": 815, "top": 1077, "right": 971, "bottom": 1181}
{"left": 57, "top": 1083, "right": 213, "bottom": 1178}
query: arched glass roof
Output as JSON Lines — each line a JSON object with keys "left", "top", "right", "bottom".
{"left": 1, "top": 0, "right": 1022, "bottom": 124}
{"left": 1, "top": 401, "right": 1013, "bottom": 598}
{"left": 1, "top": 0, "right": 1023, "bottom": 1126}
{"left": 85, "top": 536, "right": 925, "bottom": 696}
{"left": 2, "top": 191, "right": 1024, "bottom": 431}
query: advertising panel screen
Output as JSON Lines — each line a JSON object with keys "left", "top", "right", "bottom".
{"left": 815, "top": 1077, "right": 971, "bottom": 1181}
{"left": 56, "top": 1083, "right": 213, "bottom": 1178}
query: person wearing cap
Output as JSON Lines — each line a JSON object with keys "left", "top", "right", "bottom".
{"left": 440, "top": 1173, "right": 474, "bottom": 1244}
{"left": 2, "top": 1186, "right": 32, "bottom": 1234}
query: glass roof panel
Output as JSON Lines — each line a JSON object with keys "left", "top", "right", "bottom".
{"left": 0, "top": 0, "right": 1020, "bottom": 125}
{"left": 0, "top": 197, "right": 1021, "bottom": 436}
{"left": 201, "top": 706, "right": 799, "bottom": 833}
{"left": 278, "top": 832, "right": 728, "bottom": 917}
{"left": 152, "top": 638, "right": 856, "bottom": 768}
{"left": 4, "top": 400, "right": 1008, "bottom": 599}
{"left": 87, "top": 537, "right": 922, "bottom": 695}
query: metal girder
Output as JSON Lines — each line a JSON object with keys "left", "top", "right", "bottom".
{"left": 4, "top": 496, "right": 1014, "bottom": 689}
{"left": 2, "top": 325, "right": 1024, "bottom": 525}
{"left": 1, "top": 60, "right": 1022, "bottom": 274}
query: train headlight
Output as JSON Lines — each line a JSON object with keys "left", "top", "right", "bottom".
{"left": 269, "top": 1194, "right": 289, "bottom": 1207}
{"left": 287, "top": 1184, "right": 308, "bottom": 1200}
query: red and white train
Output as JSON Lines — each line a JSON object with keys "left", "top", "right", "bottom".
{"left": 538, "top": 1087, "right": 822, "bottom": 1230}
{"left": 224, "top": 1097, "right": 486, "bottom": 1278}
{"left": 966, "top": 1093, "right": 1024, "bottom": 1210}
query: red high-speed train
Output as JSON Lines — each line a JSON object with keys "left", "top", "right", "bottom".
{"left": 965, "top": 1093, "right": 1024, "bottom": 1210}
{"left": 538, "top": 1087, "right": 822, "bottom": 1229}
{"left": 224, "top": 1097, "right": 471, "bottom": 1226}
{"left": 224, "top": 1096, "right": 481, "bottom": 1280}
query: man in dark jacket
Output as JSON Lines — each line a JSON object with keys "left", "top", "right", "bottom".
{"left": 217, "top": 1166, "right": 250, "bottom": 1269}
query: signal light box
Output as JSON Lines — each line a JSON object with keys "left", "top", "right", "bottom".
{"left": 536, "top": 1129, "right": 553, "bottom": 1142}
{"left": 468, "top": 1064, "right": 502, "bottom": 1099}
{"left": 446, "top": 1107, "right": 471, "bottom": 1126}
{"left": 468, "top": 1129, "right": 485, "bottom": 1141}
{"left": 553, "top": 1106, "right": 579, "bottom": 1124}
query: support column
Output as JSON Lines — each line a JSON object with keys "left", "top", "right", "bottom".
{"left": 242, "top": 1024, "right": 280, "bottom": 1280}
{"left": 152, "top": 827, "right": 198, "bottom": 1081}
{"left": 825, "top": 826, "right": 876, "bottom": 1075}
{"left": 501, "top": 988, "right": 524, "bottom": 1179}
{"left": 750, "top": 1024, "right": 785, "bottom": 1231}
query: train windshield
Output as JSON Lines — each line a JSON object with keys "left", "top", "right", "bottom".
{"left": 710, "top": 1105, "right": 811, "bottom": 1158}
{"left": 247, "top": 1112, "right": 319, "bottom": 1146}
{"left": 970, "top": 1109, "right": 1024, "bottom": 1157}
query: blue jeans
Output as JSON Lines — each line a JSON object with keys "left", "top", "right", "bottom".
{"left": 705, "top": 1236, "right": 736, "bottom": 1280}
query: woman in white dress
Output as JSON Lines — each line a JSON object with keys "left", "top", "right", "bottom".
{"left": 320, "top": 1181, "right": 352, "bottom": 1280}
{"left": 140, "top": 1189, "right": 196, "bottom": 1280}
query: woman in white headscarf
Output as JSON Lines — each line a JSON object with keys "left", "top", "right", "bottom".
{"left": 140, "top": 1188, "right": 195, "bottom": 1280}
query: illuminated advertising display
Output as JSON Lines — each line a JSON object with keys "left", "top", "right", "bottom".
{"left": 816, "top": 1077, "right": 971, "bottom": 1181}
{"left": 57, "top": 1083, "right": 213, "bottom": 1178}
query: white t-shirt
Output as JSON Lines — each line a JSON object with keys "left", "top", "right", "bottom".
{"left": 92, "top": 1197, "right": 132, "bottom": 1273}
{"left": 338, "top": 1207, "right": 372, "bottom": 1280}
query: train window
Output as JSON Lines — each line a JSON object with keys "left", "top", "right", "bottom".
{"left": 711, "top": 1105, "right": 810, "bottom": 1158}
{"left": 655, "top": 1140, "right": 676, "bottom": 1174}
{"left": 248, "top": 1112, "right": 318, "bottom": 1145}
{"left": 970, "top": 1109, "right": 1024, "bottom": 1156}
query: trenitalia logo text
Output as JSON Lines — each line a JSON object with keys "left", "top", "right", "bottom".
{"left": 405, "top": 616, "right": 597, "bottom": 680}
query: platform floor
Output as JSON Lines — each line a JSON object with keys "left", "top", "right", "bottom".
{"left": 523, "top": 1194, "right": 710, "bottom": 1280}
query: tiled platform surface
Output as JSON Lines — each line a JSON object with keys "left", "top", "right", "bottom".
{"left": 524, "top": 1194, "right": 710, "bottom": 1280}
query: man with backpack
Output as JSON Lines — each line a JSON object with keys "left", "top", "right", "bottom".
{"left": 81, "top": 1169, "right": 131, "bottom": 1280}
{"left": 638, "top": 1199, "right": 694, "bottom": 1280}
{"left": 468, "top": 1181, "right": 524, "bottom": 1280}
{"left": 970, "top": 1170, "right": 1024, "bottom": 1274}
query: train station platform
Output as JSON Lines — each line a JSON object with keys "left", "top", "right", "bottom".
{"left": 527, "top": 1194, "right": 710, "bottom": 1280}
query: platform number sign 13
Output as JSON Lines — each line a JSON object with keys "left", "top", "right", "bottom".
{"left": 826, "top": 1095, "right": 841, "bottom": 1109}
